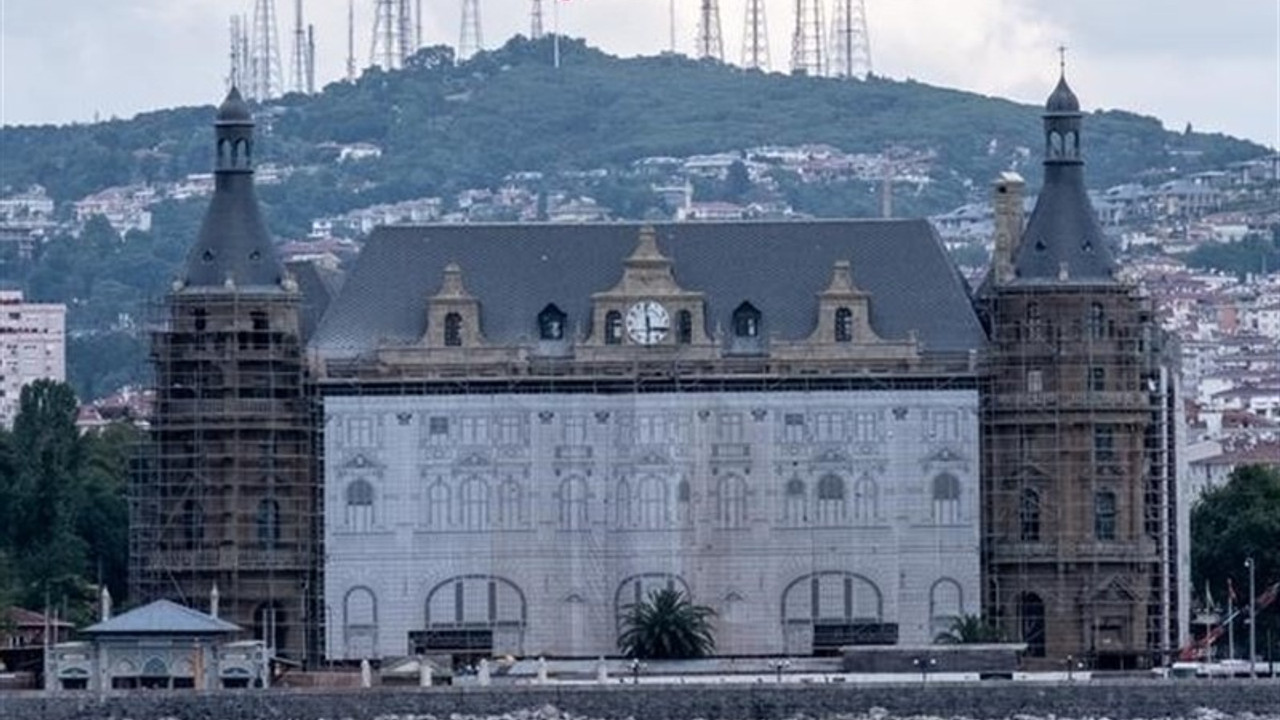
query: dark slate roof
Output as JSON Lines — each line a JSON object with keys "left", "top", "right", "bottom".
{"left": 310, "top": 220, "right": 987, "bottom": 359}
{"left": 82, "top": 599, "right": 241, "bottom": 636}
{"left": 1045, "top": 75, "right": 1080, "bottom": 114}
{"left": 217, "top": 86, "right": 252, "bottom": 123}
{"left": 287, "top": 260, "right": 344, "bottom": 344}
{"left": 1012, "top": 163, "right": 1116, "bottom": 282}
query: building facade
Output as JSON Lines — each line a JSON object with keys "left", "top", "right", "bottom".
{"left": 0, "top": 289, "right": 66, "bottom": 428}
{"left": 978, "top": 76, "right": 1187, "bottom": 670}
{"left": 131, "top": 89, "right": 317, "bottom": 662}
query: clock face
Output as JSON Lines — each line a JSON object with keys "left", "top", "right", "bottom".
{"left": 625, "top": 300, "right": 670, "bottom": 345}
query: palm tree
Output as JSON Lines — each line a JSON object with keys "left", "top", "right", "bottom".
{"left": 618, "top": 588, "right": 717, "bottom": 659}
{"left": 934, "top": 614, "right": 1005, "bottom": 644}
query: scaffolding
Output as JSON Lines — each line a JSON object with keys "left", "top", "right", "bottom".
{"left": 978, "top": 280, "right": 1184, "bottom": 670}
{"left": 130, "top": 289, "right": 319, "bottom": 663}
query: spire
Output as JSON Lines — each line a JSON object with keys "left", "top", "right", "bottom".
{"left": 1010, "top": 69, "right": 1115, "bottom": 283}
{"left": 176, "top": 88, "right": 286, "bottom": 293}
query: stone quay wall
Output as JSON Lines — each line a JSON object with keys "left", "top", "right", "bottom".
{"left": 2, "top": 680, "right": 1278, "bottom": 720}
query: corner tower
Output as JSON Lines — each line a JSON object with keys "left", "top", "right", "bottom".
{"left": 132, "top": 88, "right": 316, "bottom": 662}
{"left": 980, "top": 73, "right": 1184, "bottom": 670}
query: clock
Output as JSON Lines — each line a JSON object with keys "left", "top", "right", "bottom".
{"left": 625, "top": 300, "right": 669, "bottom": 345}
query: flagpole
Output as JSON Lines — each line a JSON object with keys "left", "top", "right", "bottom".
{"left": 553, "top": 0, "right": 561, "bottom": 69}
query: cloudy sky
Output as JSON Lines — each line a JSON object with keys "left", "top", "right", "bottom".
{"left": 1, "top": 0, "right": 1277, "bottom": 146}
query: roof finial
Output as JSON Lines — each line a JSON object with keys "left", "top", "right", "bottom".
{"left": 1057, "top": 44, "right": 1068, "bottom": 77}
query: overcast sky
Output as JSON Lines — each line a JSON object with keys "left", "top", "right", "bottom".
{"left": 1, "top": 0, "right": 1277, "bottom": 147}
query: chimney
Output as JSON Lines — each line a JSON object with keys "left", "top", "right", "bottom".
{"left": 210, "top": 583, "right": 220, "bottom": 619}
{"left": 100, "top": 586, "right": 112, "bottom": 622}
{"left": 991, "top": 172, "right": 1025, "bottom": 284}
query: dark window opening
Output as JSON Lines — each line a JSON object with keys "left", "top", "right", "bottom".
{"left": 257, "top": 498, "right": 281, "bottom": 547}
{"left": 1089, "top": 302, "right": 1106, "bottom": 340}
{"left": 444, "top": 313, "right": 463, "bottom": 347}
{"left": 1019, "top": 489, "right": 1040, "bottom": 542}
{"left": 835, "top": 307, "right": 853, "bottom": 343}
{"left": 733, "top": 302, "right": 761, "bottom": 338}
{"left": 1090, "top": 366, "right": 1106, "bottom": 392}
{"left": 1095, "top": 491, "right": 1117, "bottom": 541}
{"left": 677, "top": 310, "right": 693, "bottom": 344}
{"left": 538, "top": 304, "right": 567, "bottom": 341}
{"left": 605, "top": 311, "right": 623, "bottom": 345}
{"left": 1020, "top": 593, "right": 1046, "bottom": 657}
{"left": 250, "top": 311, "right": 269, "bottom": 350}
{"left": 192, "top": 308, "right": 207, "bottom": 332}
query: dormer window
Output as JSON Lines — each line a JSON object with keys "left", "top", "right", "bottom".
{"left": 444, "top": 313, "right": 463, "bottom": 347}
{"left": 677, "top": 310, "right": 693, "bottom": 344}
{"left": 834, "top": 307, "right": 853, "bottom": 343}
{"left": 539, "top": 304, "right": 567, "bottom": 341}
{"left": 732, "top": 302, "right": 761, "bottom": 339}
{"left": 605, "top": 311, "right": 623, "bottom": 345}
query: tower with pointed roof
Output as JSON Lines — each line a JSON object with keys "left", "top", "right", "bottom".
{"left": 979, "top": 73, "right": 1185, "bottom": 669}
{"left": 132, "top": 88, "right": 317, "bottom": 662}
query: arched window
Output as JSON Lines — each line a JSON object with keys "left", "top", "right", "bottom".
{"left": 784, "top": 477, "right": 807, "bottom": 526}
{"left": 191, "top": 307, "right": 207, "bottom": 332}
{"left": 427, "top": 480, "right": 451, "bottom": 529}
{"left": 929, "top": 578, "right": 964, "bottom": 640}
{"left": 443, "top": 312, "right": 463, "bottom": 347}
{"left": 460, "top": 477, "right": 490, "bottom": 530}
{"left": 732, "top": 302, "right": 761, "bottom": 338}
{"left": 256, "top": 498, "right": 281, "bottom": 546}
{"left": 1088, "top": 302, "right": 1106, "bottom": 340}
{"left": 851, "top": 476, "right": 877, "bottom": 523}
{"left": 637, "top": 476, "right": 668, "bottom": 529}
{"left": 815, "top": 474, "right": 847, "bottom": 525}
{"left": 181, "top": 499, "right": 203, "bottom": 549}
{"left": 1020, "top": 592, "right": 1046, "bottom": 657}
{"left": 1020, "top": 488, "right": 1041, "bottom": 542}
{"left": 559, "top": 476, "right": 589, "bottom": 529}
{"left": 343, "top": 586, "right": 378, "bottom": 660}
{"left": 1026, "top": 302, "right": 1043, "bottom": 341}
{"left": 834, "top": 307, "right": 853, "bottom": 343}
{"left": 496, "top": 480, "right": 523, "bottom": 529}
{"left": 538, "top": 304, "right": 566, "bottom": 341}
{"left": 614, "top": 478, "right": 633, "bottom": 528}
{"left": 604, "top": 311, "right": 623, "bottom": 345}
{"left": 1094, "top": 490, "right": 1117, "bottom": 541}
{"left": 717, "top": 475, "right": 748, "bottom": 528}
{"left": 677, "top": 310, "right": 693, "bottom": 344}
{"left": 1049, "top": 131, "right": 1063, "bottom": 159}
{"left": 346, "top": 479, "right": 374, "bottom": 531}
{"left": 676, "top": 479, "right": 693, "bottom": 525}
{"left": 931, "top": 473, "right": 961, "bottom": 524}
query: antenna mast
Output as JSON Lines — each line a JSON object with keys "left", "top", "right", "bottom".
{"left": 531, "top": 0, "right": 544, "bottom": 40}
{"left": 250, "top": 0, "right": 284, "bottom": 101}
{"left": 696, "top": 1, "right": 724, "bottom": 62}
{"left": 371, "top": 0, "right": 398, "bottom": 70}
{"left": 459, "top": 0, "right": 483, "bottom": 60}
{"left": 829, "top": 0, "right": 872, "bottom": 79}
{"left": 290, "top": 0, "right": 307, "bottom": 93}
{"left": 346, "top": 0, "right": 356, "bottom": 80}
{"left": 668, "top": 0, "right": 677, "bottom": 54}
{"left": 229, "top": 15, "right": 249, "bottom": 90}
{"left": 741, "top": 0, "right": 770, "bottom": 71}
{"left": 397, "top": 0, "right": 415, "bottom": 64}
{"left": 790, "top": 0, "right": 824, "bottom": 76}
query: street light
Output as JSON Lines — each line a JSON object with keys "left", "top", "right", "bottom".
{"left": 1245, "top": 557, "right": 1256, "bottom": 678}
{"left": 912, "top": 656, "right": 937, "bottom": 684}
{"left": 770, "top": 658, "right": 791, "bottom": 683}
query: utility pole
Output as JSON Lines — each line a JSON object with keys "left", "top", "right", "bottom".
{"left": 696, "top": 1, "right": 723, "bottom": 62}
{"left": 741, "top": 0, "right": 770, "bottom": 71}
{"left": 790, "top": 0, "right": 824, "bottom": 76}
{"left": 459, "top": 0, "right": 483, "bottom": 61}
{"left": 1246, "top": 558, "right": 1256, "bottom": 676}
{"left": 829, "top": 0, "right": 872, "bottom": 79}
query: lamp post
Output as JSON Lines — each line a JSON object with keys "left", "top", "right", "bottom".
{"left": 1245, "top": 557, "right": 1256, "bottom": 678}
{"left": 770, "top": 658, "right": 791, "bottom": 683}
{"left": 630, "top": 658, "right": 641, "bottom": 685}
{"left": 912, "top": 656, "right": 936, "bottom": 684}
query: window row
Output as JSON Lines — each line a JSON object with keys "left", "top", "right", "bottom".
{"left": 177, "top": 498, "right": 282, "bottom": 549}
{"left": 1017, "top": 488, "right": 1117, "bottom": 542}
{"left": 1023, "top": 301, "right": 1119, "bottom": 342}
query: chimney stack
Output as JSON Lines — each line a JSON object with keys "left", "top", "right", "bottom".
{"left": 991, "top": 171, "right": 1025, "bottom": 284}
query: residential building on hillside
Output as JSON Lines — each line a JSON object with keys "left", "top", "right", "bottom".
{"left": 0, "top": 289, "right": 66, "bottom": 428}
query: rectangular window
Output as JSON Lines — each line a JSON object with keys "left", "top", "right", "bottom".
{"left": 346, "top": 417, "right": 375, "bottom": 448}
{"left": 637, "top": 415, "right": 663, "bottom": 445}
{"left": 495, "top": 415, "right": 523, "bottom": 446}
{"left": 1094, "top": 492, "right": 1117, "bottom": 541}
{"left": 1089, "top": 367, "right": 1106, "bottom": 392}
{"left": 1027, "top": 369, "right": 1044, "bottom": 393}
{"left": 932, "top": 410, "right": 959, "bottom": 442}
{"left": 428, "top": 416, "right": 450, "bottom": 437}
{"left": 562, "top": 416, "right": 588, "bottom": 445}
{"left": 1093, "top": 425, "right": 1115, "bottom": 462}
{"left": 459, "top": 417, "right": 489, "bottom": 445}
{"left": 782, "top": 413, "right": 806, "bottom": 443}
{"left": 814, "top": 412, "right": 844, "bottom": 443}
{"left": 717, "top": 413, "right": 744, "bottom": 443}
{"left": 852, "top": 412, "right": 877, "bottom": 443}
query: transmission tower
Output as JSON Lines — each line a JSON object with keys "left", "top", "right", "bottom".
{"left": 829, "top": 0, "right": 872, "bottom": 79}
{"left": 696, "top": 1, "right": 724, "bottom": 62}
{"left": 459, "top": 0, "right": 483, "bottom": 60}
{"left": 346, "top": 0, "right": 357, "bottom": 81}
{"left": 290, "top": 0, "right": 307, "bottom": 93}
{"left": 397, "top": 0, "right": 415, "bottom": 65}
{"left": 228, "top": 15, "right": 250, "bottom": 91}
{"left": 790, "top": 0, "right": 825, "bottom": 76}
{"left": 306, "top": 24, "right": 316, "bottom": 93}
{"left": 741, "top": 0, "right": 770, "bottom": 71}
{"left": 371, "top": 0, "right": 400, "bottom": 70}
{"left": 250, "top": 0, "right": 284, "bottom": 101}
{"left": 530, "top": 0, "right": 544, "bottom": 40}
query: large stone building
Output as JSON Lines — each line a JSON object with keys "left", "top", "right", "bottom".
{"left": 977, "top": 75, "right": 1187, "bottom": 669}
{"left": 134, "top": 76, "right": 1187, "bottom": 666}
{"left": 0, "top": 289, "right": 65, "bottom": 428}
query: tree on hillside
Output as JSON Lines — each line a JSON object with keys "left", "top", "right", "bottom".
{"left": 934, "top": 613, "right": 1005, "bottom": 644}
{"left": 1192, "top": 464, "right": 1280, "bottom": 656}
{"left": 618, "top": 588, "right": 717, "bottom": 659}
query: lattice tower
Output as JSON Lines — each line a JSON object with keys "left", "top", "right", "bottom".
{"left": 397, "top": 0, "right": 416, "bottom": 65}
{"left": 346, "top": 0, "right": 357, "bottom": 81}
{"left": 459, "top": 0, "right": 484, "bottom": 60}
{"left": 290, "top": 0, "right": 307, "bottom": 93}
{"left": 228, "top": 15, "right": 250, "bottom": 91}
{"left": 530, "top": 0, "right": 544, "bottom": 40}
{"left": 741, "top": 0, "right": 770, "bottom": 71}
{"left": 306, "top": 24, "right": 316, "bottom": 93}
{"left": 791, "top": 0, "right": 825, "bottom": 76}
{"left": 696, "top": 0, "right": 724, "bottom": 62}
{"left": 250, "top": 0, "right": 284, "bottom": 101}
{"left": 829, "top": 0, "right": 872, "bottom": 79}
{"left": 371, "top": 0, "right": 402, "bottom": 70}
